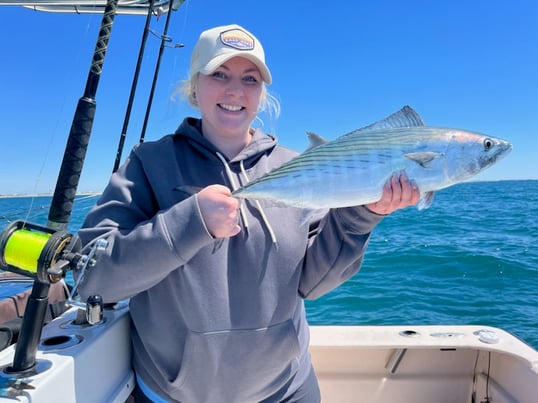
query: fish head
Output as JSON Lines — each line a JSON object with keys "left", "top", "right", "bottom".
{"left": 446, "top": 130, "right": 512, "bottom": 181}
{"left": 477, "top": 135, "right": 512, "bottom": 169}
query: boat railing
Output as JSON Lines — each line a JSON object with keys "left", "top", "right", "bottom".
{"left": 0, "top": 0, "right": 181, "bottom": 15}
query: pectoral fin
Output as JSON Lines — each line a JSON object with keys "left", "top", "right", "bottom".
{"left": 404, "top": 152, "right": 443, "bottom": 168}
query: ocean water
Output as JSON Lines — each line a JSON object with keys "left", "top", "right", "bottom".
{"left": 0, "top": 181, "right": 537, "bottom": 349}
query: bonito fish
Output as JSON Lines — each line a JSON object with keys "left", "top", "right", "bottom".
{"left": 232, "top": 106, "right": 512, "bottom": 210}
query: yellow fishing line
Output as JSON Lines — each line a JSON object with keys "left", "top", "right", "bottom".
{"left": 3, "top": 229, "right": 51, "bottom": 273}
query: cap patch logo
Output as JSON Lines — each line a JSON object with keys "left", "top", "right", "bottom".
{"left": 220, "top": 28, "right": 255, "bottom": 51}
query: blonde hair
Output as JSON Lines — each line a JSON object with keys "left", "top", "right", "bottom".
{"left": 175, "top": 74, "right": 281, "bottom": 123}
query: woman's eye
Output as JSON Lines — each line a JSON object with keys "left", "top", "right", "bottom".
{"left": 243, "top": 75, "right": 259, "bottom": 84}
{"left": 212, "top": 71, "right": 227, "bottom": 80}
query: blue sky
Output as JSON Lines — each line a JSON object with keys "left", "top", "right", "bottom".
{"left": 1, "top": 0, "right": 537, "bottom": 195}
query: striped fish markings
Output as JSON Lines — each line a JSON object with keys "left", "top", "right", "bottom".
{"left": 232, "top": 106, "right": 512, "bottom": 210}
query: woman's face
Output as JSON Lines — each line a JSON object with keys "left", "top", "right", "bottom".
{"left": 195, "top": 56, "right": 263, "bottom": 140}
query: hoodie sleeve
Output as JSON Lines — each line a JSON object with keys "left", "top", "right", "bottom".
{"left": 298, "top": 206, "right": 384, "bottom": 300}
{"left": 77, "top": 151, "right": 215, "bottom": 303}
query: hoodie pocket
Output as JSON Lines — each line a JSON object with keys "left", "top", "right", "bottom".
{"left": 171, "top": 319, "right": 301, "bottom": 402}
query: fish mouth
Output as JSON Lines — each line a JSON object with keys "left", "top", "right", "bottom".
{"left": 497, "top": 139, "right": 513, "bottom": 157}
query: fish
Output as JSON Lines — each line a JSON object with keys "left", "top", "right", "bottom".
{"left": 232, "top": 106, "right": 512, "bottom": 210}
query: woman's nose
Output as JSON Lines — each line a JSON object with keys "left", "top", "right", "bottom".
{"left": 224, "top": 79, "right": 244, "bottom": 95}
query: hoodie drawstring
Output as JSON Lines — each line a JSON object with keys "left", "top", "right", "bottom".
{"left": 215, "top": 152, "right": 250, "bottom": 233}
{"left": 239, "top": 160, "right": 278, "bottom": 249}
{"left": 215, "top": 152, "right": 278, "bottom": 248}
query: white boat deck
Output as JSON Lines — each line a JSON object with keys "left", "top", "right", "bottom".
{"left": 310, "top": 325, "right": 538, "bottom": 403}
{"left": 0, "top": 307, "right": 537, "bottom": 402}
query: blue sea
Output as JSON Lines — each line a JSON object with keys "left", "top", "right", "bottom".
{"left": 1, "top": 180, "right": 537, "bottom": 349}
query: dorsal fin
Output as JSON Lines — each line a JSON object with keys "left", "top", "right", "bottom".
{"left": 306, "top": 132, "right": 328, "bottom": 151}
{"left": 341, "top": 106, "right": 425, "bottom": 139}
{"left": 306, "top": 106, "right": 425, "bottom": 146}
{"left": 360, "top": 105, "right": 425, "bottom": 131}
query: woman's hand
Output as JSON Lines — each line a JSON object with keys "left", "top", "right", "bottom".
{"left": 365, "top": 173, "right": 420, "bottom": 215}
{"left": 197, "top": 185, "right": 241, "bottom": 238}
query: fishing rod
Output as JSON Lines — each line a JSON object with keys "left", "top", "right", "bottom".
{"left": 139, "top": 0, "right": 184, "bottom": 143}
{"left": 0, "top": 0, "right": 184, "bottom": 375}
{"left": 112, "top": 0, "right": 155, "bottom": 173}
{"left": 47, "top": 0, "right": 119, "bottom": 231}
{"left": 3, "top": 0, "right": 121, "bottom": 374}
{"left": 113, "top": 0, "right": 183, "bottom": 168}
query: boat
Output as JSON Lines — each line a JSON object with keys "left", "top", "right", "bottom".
{"left": 0, "top": 301, "right": 537, "bottom": 402}
{"left": 0, "top": 1, "right": 537, "bottom": 402}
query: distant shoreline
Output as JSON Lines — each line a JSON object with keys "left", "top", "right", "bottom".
{"left": 0, "top": 192, "right": 101, "bottom": 199}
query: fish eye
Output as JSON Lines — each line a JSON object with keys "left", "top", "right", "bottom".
{"left": 483, "top": 138, "right": 494, "bottom": 151}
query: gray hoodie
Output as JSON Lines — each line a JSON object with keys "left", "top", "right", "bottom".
{"left": 78, "top": 118, "right": 383, "bottom": 402}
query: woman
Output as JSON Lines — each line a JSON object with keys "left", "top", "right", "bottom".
{"left": 78, "top": 24, "right": 419, "bottom": 402}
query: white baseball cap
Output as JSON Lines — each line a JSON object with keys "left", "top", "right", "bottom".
{"left": 190, "top": 24, "right": 272, "bottom": 84}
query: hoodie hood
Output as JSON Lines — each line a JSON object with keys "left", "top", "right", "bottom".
{"left": 174, "top": 117, "right": 278, "bottom": 168}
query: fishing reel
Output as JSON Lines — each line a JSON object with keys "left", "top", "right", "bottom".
{"left": 0, "top": 220, "right": 82, "bottom": 285}
{"left": 0, "top": 220, "right": 108, "bottom": 374}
